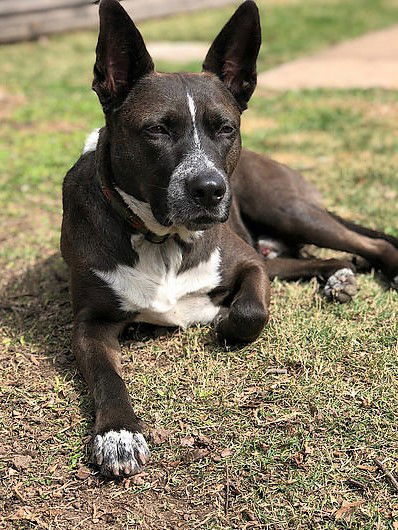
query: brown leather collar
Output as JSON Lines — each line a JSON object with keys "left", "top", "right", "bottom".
{"left": 95, "top": 129, "right": 170, "bottom": 244}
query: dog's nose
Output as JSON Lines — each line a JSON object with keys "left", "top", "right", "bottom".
{"left": 188, "top": 174, "right": 226, "bottom": 208}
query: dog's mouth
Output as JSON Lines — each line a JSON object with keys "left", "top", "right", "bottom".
{"left": 151, "top": 188, "right": 232, "bottom": 233}
{"left": 183, "top": 213, "right": 228, "bottom": 231}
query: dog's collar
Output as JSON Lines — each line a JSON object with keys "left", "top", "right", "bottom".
{"left": 96, "top": 163, "right": 170, "bottom": 245}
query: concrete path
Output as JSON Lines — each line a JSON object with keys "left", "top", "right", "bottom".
{"left": 258, "top": 25, "right": 398, "bottom": 90}
{"left": 147, "top": 41, "right": 209, "bottom": 63}
{"left": 148, "top": 25, "right": 398, "bottom": 89}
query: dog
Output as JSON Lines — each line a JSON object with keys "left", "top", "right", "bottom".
{"left": 61, "top": 0, "right": 398, "bottom": 477}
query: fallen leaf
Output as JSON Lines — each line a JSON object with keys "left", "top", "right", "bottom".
{"left": 239, "top": 389, "right": 268, "bottom": 409}
{"left": 392, "top": 521, "right": 398, "bottom": 529}
{"left": 242, "top": 509, "right": 257, "bottom": 522}
{"left": 225, "top": 482, "right": 241, "bottom": 496}
{"left": 196, "top": 434, "right": 212, "bottom": 447}
{"left": 131, "top": 472, "right": 149, "bottom": 486}
{"left": 183, "top": 448, "right": 209, "bottom": 463}
{"left": 52, "top": 490, "right": 63, "bottom": 498}
{"left": 335, "top": 500, "right": 364, "bottom": 521}
{"left": 149, "top": 427, "right": 171, "bottom": 445}
{"left": 76, "top": 465, "right": 91, "bottom": 480}
{"left": 48, "top": 463, "right": 58, "bottom": 474}
{"left": 303, "top": 442, "right": 313, "bottom": 455}
{"left": 13, "top": 483, "right": 26, "bottom": 502}
{"left": 220, "top": 448, "right": 233, "bottom": 458}
{"left": 357, "top": 465, "right": 377, "bottom": 472}
{"left": 180, "top": 436, "right": 195, "bottom": 448}
{"left": 12, "top": 455, "right": 32, "bottom": 471}
{"left": 293, "top": 452, "right": 305, "bottom": 468}
{"left": 9, "top": 506, "right": 35, "bottom": 521}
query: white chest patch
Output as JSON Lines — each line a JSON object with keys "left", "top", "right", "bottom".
{"left": 83, "top": 128, "right": 100, "bottom": 154}
{"left": 94, "top": 238, "right": 221, "bottom": 328}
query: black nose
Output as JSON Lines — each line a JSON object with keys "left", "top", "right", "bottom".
{"left": 187, "top": 174, "right": 226, "bottom": 208}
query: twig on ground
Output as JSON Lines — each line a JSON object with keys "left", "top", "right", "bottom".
{"left": 374, "top": 458, "right": 398, "bottom": 492}
{"left": 346, "top": 478, "right": 366, "bottom": 491}
{"left": 224, "top": 463, "right": 230, "bottom": 516}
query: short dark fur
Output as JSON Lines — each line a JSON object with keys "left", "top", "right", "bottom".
{"left": 61, "top": 0, "right": 398, "bottom": 477}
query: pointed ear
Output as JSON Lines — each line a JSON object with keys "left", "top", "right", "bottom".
{"left": 92, "top": 0, "right": 154, "bottom": 113}
{"left": 202, "top": 0, "right": 261, "bottom": 111}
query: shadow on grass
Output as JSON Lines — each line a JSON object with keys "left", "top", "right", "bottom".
{"left": 0, "top": 252, "right": 181, "bottom": 445}
{"left": 0, "top": 252, "right": 93, "bottom": 423}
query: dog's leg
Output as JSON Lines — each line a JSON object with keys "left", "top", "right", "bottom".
{"left": 265, "top": 257, "right": 357, "bottom": 302}
{"left": 234, "top": 154, "right": 398, "bottom": 285}
{"left": 246, "top": 199, "right": 398, "bottom": 285}
{"left": 73, "top": 315, "right": 150, "bottom": 477}
{"left": 216, "top": 261, "right": 270, "bottom": 344}
{"left": 328, "top": 212, "right": 398, "bottom": 249}
{"left": 279, "top": 204, "right": 398, "bottom": 284}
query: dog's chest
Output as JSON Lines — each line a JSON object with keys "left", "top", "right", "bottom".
{"left": 94, "top": 238, "right": 221, "bottom": 328}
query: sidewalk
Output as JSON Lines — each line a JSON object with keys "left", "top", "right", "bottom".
{"left": 257, "top": 25, "right": 398, "bottom": 90}
{"left": 147, "top": 41, "right": 208, "bottom": 63}
{"left": 148, "top": 25, "right": 398, "bottom": 90}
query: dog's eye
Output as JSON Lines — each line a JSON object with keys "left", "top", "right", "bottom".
{"left": 218, "top": 124, "right": 235, "bottom": 136}
{"left": 145, "top": 125, "right": 170, "bottom": 137}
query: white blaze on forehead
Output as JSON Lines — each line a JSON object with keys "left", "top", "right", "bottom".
{"left": 187, "top": 92, "right": 200, "bottom": 147}
{"left": 182, "top": 91, "right": 225, "bottom": 178}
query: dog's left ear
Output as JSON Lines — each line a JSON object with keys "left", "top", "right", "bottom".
{"left": 93, "top": 0, "right": 154, "bottom": 113}
{"left": 203, "top": 0, "right": 261, "bottom": 111}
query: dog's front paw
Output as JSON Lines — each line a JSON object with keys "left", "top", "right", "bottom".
{"left": 323, "top": 268, "right": 357, "bottom": 303}
{"left": 214, "top": 300, "right": 268, "bottom": 344}
{"left": 92, "top": 430, "right": 150, "bottom": 478}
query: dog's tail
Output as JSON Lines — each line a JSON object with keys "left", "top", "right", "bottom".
{"left": 328, "top": 211, "right": 398, "bottom": 248}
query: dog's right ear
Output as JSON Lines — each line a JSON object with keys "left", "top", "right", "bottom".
{"left": 203, "top": 0, "right": 261, "bottom": 111}
{"left": 92, "top": 0, "right": 154, "bottom": 113}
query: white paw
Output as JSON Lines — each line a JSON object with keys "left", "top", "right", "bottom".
{"left": 392, "top": 275, "right": 398, "bottom": 290}
{"left": 92, "top": 430, "right": 150, "bottom": 477}
{"left": 323, "top": 268, "right": 357, "bottom": 303}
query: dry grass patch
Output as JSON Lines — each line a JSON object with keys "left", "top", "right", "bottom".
{"left": 241, "top": 113, "right": 277, "bottom": 134}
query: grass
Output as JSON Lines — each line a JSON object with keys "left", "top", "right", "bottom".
{"left": 1, "top": 0, "right": 398, "bottom": 528}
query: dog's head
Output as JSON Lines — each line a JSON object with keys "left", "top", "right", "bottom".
{"left": 93, "top": 0, "right": 261, "bottom": 231}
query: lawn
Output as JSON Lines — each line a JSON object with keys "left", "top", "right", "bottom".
{"left": 1, "top": 0, "right": 398, "bottom": 528}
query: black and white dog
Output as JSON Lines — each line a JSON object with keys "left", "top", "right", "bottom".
{"left": 61, "top": 0, "right": 398, "bottom": 477}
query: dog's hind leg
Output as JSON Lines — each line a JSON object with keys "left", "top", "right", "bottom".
{"left": 264, "top": 202, "right": 398, "bottom": 286}
{"left": 241, "top": 189, "right": 398, "bottom": 286}
{"left": 234, "top": 151, "right": 398, "bottom": 286}
{"left": 328, "top": 212, "right": 398, "bottom": 249}
{"left": 265, "top": 257, "right": 357, "bottom": 302}
{"left": 72, "top": 314, "right": 150, "bottom": 477}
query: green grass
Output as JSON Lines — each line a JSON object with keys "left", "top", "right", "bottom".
{"left": 1, "top": 1, "right": 398, "bottom": 528}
